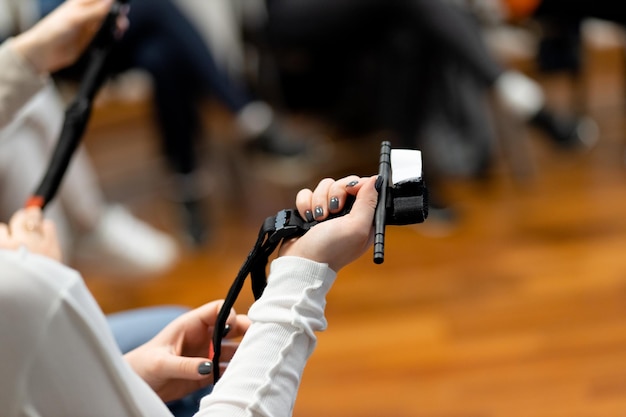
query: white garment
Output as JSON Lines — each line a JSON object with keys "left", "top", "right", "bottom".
{"left": 0, "top": 39, "right": 47, "bottom": 129}
{"left": 0, "top": 249, "right": 336, "bottom": 417}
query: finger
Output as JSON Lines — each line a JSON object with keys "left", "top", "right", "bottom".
{"left": 24, "top": 207, "right": 44, "bottom": 232}
{"left": 311, "top": 177, "right": 335, "bottom": 221}
{"left": 196, "top": 360, "right": 214, "bottom": 378}
{"left": 177, "top": 300, "right": 224, "bottom": 331}
{"left": 179, "top": 301, "right": 241, "bottom": 348}
{"left": 346, "top": 176, "right": 379, "bottom": 225}
{"left": 327, "top": 175, "right": 361, "bottom": 214}
{"left": 161, "top": 355, "right": 214, "bottom": 381}
{"left": 211, "top": 310, "right": 247, "bottom": 345}
{"left": 154, "top": 301, "right": 222, "bottom": 351}
{"left": 295, "top": 188, "right": 314, "bottom": 222}
{"left": 9, "top": 208, "right": 42, "bottom": 237}
{"left": 224, "top": 314, "right": 251, "bottom": 339}
{"left": 8, "top": 209, "right": 27, "bottom": 230}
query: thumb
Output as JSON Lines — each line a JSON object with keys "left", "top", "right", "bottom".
{"left": 165, "top": 356, "right": 214, "bottom": 381}
{"left": 348, "top": 176, "right": 378, "bottom": 223}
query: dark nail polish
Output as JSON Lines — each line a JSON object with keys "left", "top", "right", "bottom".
{"left": 346, "top": 180, "right": 359, "bottom": 188}
{"left": 198, "top": 361, "right": 213, "bottom": 375}
{"left": 329, "top": 197, "right": 339, "bottom": 211}
{"left": 222, "top": 324, "right": 231, "bottom": 338}
{"left": 375, "top": 175, "right": 384, "bottom": 192}
{"left": 305, "top": 210, "right": 314, "bottom": 222}
{"left": 314, "top": 206, "right": 324, "bottom": 219}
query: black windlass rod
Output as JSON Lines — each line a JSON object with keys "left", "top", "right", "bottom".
{"left": 373, "top": 141, "right": 391, "bottom": 264}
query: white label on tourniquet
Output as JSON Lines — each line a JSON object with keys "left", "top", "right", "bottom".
{"left": 390, "top": 149, "right": 422, "bottom": 185}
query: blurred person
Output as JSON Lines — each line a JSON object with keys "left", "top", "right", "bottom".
{"left": 263, "top": 0, "right": 597, "bottom": 149}
{"left": 461, "top": 0, "right": 626, "bottom": 173}
{"left": 0, "top": 174, "right": 380, "bottom": 416}
{"left": 469, "top": 0, "right": 625, "bottom": 25}
{"left": 0, "top": 0, "right": 179, "bottom": 276}
{"left": 39, "top": 0, "right": 309, "bottom": 247}
{"left": 496, "top": 0, "right": 626, "bottom": 73}
{"left": 258, "top": 0, "right": 598, "bottom": 222}
{"left": 462, "top": 1, "right": 626, "bottom": 99}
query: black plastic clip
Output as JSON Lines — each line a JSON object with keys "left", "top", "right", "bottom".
{"left": 269, "top": 209, "right": 310, "bottom": 244}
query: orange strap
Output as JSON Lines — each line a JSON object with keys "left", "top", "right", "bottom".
{"left": 25, "top": 196, "right": 45, "bottom": 209}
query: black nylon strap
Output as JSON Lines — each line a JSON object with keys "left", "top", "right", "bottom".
{"left": 211, "top": 209, "right": 311, "bottom": 381}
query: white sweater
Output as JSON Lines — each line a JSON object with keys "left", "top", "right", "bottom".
{"left": 0, "top": 39, "right": 47, "bottom": 129}
{"left": 0, "top": 248, "right": 336, "bottom": 416}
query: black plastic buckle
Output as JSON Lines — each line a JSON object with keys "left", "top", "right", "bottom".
{"left": 268, "top": 209, "right": 310, "bottom": 244}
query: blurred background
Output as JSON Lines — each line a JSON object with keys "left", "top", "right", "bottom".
{"left": 13, "top": 0, "right": 626, "bottom": 416}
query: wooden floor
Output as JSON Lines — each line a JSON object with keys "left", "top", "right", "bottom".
{"left": 76, "top": 42, "right": 626, "bottom": 417}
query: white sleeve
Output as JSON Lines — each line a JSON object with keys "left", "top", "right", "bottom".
{"left": 0, "top": 39, "right": 47, "bottom": 129}
{"left": 0, "top": 249, "right": 336, "bottom": 417}
{"left": 196, "top": 256, "right": 337, "bottom": 417}
{"left": 0, "top": 249, "right": 173, "bottom": 417}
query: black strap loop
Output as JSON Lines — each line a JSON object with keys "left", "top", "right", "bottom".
{"left": 212, "top": 209, "right": 311, "bottom": 381}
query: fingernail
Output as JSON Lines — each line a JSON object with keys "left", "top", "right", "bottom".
{"left": 346, "top": 180, "right": 359, "bottom": 188}
{"left": 329, "top": 197, "right": 339, "bottom": 211}
{"left": 314, "top": 206, "right": 324, "bottom": 219}
{"left": 375, "top": 175, "right": 384, "bottom": 192}
{"left": 198, "top": 361, "right": 213, "bottom": 375}
{"left": 304, "top": 210, "right": 314, "bottom": 222}
{"left": 222, "top": 324, "right": 231, "bottom": 338}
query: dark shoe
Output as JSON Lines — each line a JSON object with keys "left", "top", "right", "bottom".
{"left": 171, "top": 173, "right": 211, "bottom": 248}
{"left": 180, "top": 198, "right": 209, "bottom": 248}
{"left": 529, "top": 108, "right": 599, "bottom": 150}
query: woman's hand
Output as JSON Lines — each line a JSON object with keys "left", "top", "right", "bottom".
{"left": 124, "top": 301, "right": 251, "bottom": 403}
{"left": 0, "top": 207, "right": 62, "bottom": 261}
{"left": 11, "top": 0, "right": 129, "bottom": 74}
{"left": 280, "top": 175, "right": 379, "bottom": 272}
